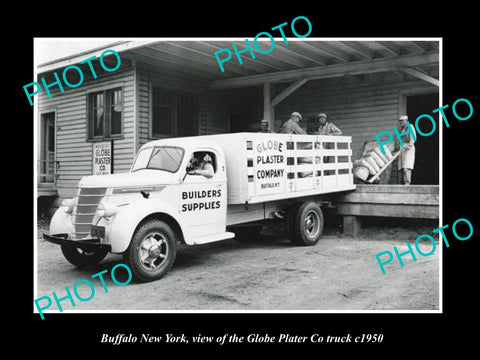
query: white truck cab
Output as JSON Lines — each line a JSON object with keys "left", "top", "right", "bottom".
{"left": 45, "top": 133, "right": 355, "bottom": 282}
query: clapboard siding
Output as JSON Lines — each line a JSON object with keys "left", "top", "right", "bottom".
{"left": 137, "top": 76, "right": 150, "bottom": 148}
{"left": 138, "top": 77, "right": 150, "bottom": 148}
{"left": 38, "top": 67, "right": 136, "bottom": 201}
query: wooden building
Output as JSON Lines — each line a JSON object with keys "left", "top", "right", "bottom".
{"left": 36, "top": 39, "right": 440, "bottom": 216}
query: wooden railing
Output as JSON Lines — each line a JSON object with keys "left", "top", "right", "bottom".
{"left": 38, "top": 160, "right": 59, "bottom": 184}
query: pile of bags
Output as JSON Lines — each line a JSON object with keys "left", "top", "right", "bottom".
{"left": 353, "top": 141, "right": 396, "bottom": 183}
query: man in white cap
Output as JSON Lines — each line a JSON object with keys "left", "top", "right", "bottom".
{"left": 259, "top": 119, "right": 272, "bottom": 133}
{"left": 280, "top": 112, "right": 306, "bottom": 134}
{"left": 316, "top": 113, "right": 342, "bottom": 136}
{"left": 395, "top": 115, "right": 416, "bottom": 185}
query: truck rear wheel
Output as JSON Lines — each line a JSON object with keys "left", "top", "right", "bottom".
{"left": 287, "top": 202, "right": 324, "bottom": 246}
{"left": 124, "top": 219, "right": 177, "bottom": 282}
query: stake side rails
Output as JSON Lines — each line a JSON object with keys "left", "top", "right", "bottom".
{"left": 24, "top": 49, "right": 121, "bottom": 106}
{"left": 214, "top": 16, "right": 313, "bottom": 72}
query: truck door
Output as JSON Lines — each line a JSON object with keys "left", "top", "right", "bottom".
{"left": 180, "top": 149, "right": 227, "bottom": 238}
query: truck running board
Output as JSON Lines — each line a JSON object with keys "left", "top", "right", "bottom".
{"left": 193, "top": 232, "right": 235, "bottom": 245}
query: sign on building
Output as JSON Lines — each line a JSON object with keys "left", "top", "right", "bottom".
{"left": 93, "top": 141, "right": 112, "bottom": 175}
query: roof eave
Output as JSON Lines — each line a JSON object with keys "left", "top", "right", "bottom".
{"left": 37, "top": 40, "right": 162, "bottom": 74}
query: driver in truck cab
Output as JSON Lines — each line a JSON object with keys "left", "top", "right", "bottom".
{"left": 187, "top": 153, "right": 214, "bottom": 178}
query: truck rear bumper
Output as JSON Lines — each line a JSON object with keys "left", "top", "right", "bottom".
{"left": 43, "top": 233, "right": 112, "bottom": 252}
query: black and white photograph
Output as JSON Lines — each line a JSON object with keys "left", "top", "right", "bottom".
{"left": 35, "top": 37, "right": 442, "bottom": 314}
{"left": 19, "top": 9, "right": 478, "bottom": 353}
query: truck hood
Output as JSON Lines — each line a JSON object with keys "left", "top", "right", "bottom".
{"left": 78, "top": 169, "right": 179, "bottom": 188}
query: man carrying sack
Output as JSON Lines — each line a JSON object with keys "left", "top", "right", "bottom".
{"left": 395, "top": 115, "right": 416, "bottom": 185}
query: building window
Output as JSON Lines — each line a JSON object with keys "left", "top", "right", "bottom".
{"left": 152, "top": 88, "right": 174, "bottom": 138}
{"left": 88, "top": 87, "right": 123, "bottom": 141}
{"left": 151, "top": 87, "right": 197, "bottom": 138}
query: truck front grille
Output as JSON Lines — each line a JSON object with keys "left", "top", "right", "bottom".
{"left": 72, "top": 187, "right": 107, "bottom": 239}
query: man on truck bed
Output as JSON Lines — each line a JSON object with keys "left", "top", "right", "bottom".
{"left": 280, "top": 112, "right": 307, "bottom": 134}
{"left": 316, "top": 113, "right": 342, "bottom": 136}
{"left": 259, "top": 119, "right": 274, "bottom": 133}
{"left": 315, "top": 113, "right": 342, "bottom": 175}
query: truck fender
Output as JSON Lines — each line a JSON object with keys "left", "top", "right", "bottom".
{"left": 49, "top": 208, "right": 75, "bottom": 235}
{"left": 106, "top": 197, "right": 194, "bottom": 253}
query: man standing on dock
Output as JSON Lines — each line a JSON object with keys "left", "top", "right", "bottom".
{"left": 395, "top": 115, "right": 416, "bottom": 185}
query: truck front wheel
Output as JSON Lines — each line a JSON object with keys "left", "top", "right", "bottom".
{"left": 287, "top": 202, "right": 324, "bottom": 246}
{"left": 124, "top": 219, "right": 177, "bottom": 282}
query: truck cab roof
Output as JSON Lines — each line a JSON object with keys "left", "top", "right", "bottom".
{"left": 139, "top": 135, "right": 225, "bottom": 154}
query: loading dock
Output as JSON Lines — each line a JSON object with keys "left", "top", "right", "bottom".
{"left": 333, "top": 184, "right": 439, "bottom": 235}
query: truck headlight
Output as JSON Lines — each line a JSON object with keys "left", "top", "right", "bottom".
{"left": 96, "top": 202, "right": 118, "bottom": 218}
{"left": 61, "top": 198, "right": 75, "bottom": 214}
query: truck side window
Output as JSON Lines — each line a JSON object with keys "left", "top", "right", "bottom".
{"left": 187, "top": 151, "right": 216, "bottom": 178}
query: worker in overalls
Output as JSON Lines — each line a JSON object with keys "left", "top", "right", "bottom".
{"left": 316, "top": 113, "right": 342, "bottom": 175}
{"left": 395, "top": 115, "right": 416, "bottom": 185}
{"left": 280, "top": 112, "right": 306, "bottom": 134}
{"left": 316, "top": 113, "right": 342, "bottom": 136}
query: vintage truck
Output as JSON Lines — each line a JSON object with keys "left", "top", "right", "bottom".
{"left": 44, "top": 132, "right": 355, "bottom": 282}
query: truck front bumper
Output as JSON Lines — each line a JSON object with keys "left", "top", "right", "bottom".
{"left": 43, "top": 233, "right": 112, "bottom": 252}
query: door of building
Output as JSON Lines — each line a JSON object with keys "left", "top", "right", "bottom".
{"left": 406, "top": 93, "right": 439, "bottom": 185}
{"left": 39, "top": 112, "right": 56, "bottom": 185}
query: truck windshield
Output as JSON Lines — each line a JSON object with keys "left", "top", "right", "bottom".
{"left": 131, "top": 146, "right": 184, "bottom": 173}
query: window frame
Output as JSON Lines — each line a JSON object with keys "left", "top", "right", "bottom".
{"left": 150, "top": 87, "right": 175, "bottom": 139}
{"left": 147, "top": 146, "right": 185, "bottom": 173}
{"left": 149, "top": 85, "right": 198, "bottom": 140}
{"left": 131, "top": 146, "right": 185, "bottom": 173}
{"left": 190, "top": 150, "right": 218, "bottom": 174}
{"left": 87, "top": 86, "right": 124, "bottom": 142}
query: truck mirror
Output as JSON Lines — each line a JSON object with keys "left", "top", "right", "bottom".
{"left": 182, "top": 166, "right": 192, "bottom": 182}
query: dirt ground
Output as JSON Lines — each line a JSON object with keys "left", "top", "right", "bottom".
{"left": 35, "top": 217, "right": 440, "bottom": 313}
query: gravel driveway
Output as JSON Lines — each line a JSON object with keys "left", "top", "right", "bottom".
{"left": 35, "top": 219, "right": 440, "bottom": 314}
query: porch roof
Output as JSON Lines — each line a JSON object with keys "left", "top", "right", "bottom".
{"left": 37, "top": 38, "right": 440, "bottom": 89}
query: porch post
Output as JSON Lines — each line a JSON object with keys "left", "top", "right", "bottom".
{"left": 263, "top": 82, "right": 274, "bottom": 130}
